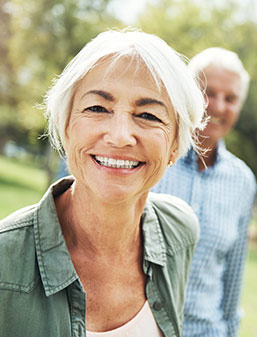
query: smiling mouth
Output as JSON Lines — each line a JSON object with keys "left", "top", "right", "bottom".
{"left": 209, "top": 116, "right": 222, "bottom": 125}
{"left": 92, "top": 155, "right": 143, "bottom": 169}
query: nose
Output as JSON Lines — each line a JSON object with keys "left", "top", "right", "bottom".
{"left": 103, "top": 112, "right": 137, "bottom": 148}
{"left": 210, "top": 94, "right": 226, "bottom": 115}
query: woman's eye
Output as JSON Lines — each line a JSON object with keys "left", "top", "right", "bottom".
{"left": 137, "top": 112, "right": 162, "bottom": 122}
{"left": 84, "top": 105, "right": 108, "bottom": 113}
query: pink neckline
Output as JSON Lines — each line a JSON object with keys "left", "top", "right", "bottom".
{"left": 86, "top": 300, "right": 150, "bottom": 336}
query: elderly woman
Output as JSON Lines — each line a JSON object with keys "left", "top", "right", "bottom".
{"left": 0, "top": 30, "right": 205, "bottom": 337}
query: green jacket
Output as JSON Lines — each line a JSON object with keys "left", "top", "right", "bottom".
{"left": 0, "top": 177, "right": 199, "bottom": 337}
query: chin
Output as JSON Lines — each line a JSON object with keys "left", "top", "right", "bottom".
{"left": 201, "top": 128, "right": 223, "bottom": 143}
{"left": 96, "top": 187, "right": 135, "bottom": 204}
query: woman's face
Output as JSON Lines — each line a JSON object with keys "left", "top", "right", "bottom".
{"left": 65, "top": 57, "right": 177, "bottom": 203}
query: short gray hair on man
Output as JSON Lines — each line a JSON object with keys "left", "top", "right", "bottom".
{"left": 188, "top": 47, "right": 250, "bottom": 107}
{"left": 44, "top": 29, "right": 206, "bottom": 158}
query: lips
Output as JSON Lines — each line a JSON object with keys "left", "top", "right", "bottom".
{"left": 209, "top": 116, "right": 222, "bottom": 125}
{"left": 93, "top": 155, "right": 142, "bottom": 169}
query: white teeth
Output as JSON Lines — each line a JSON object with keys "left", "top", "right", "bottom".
{"left": 94, "top": 156, "right": 139, "bottom": 169}
{"left": 210, "top": 117, "right": 221, "bottom": 125}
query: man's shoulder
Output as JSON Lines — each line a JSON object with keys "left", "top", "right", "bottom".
{"left": 147, "top": 192, "right": 200, "bottom": 247}
{"left": 222, "top": 149, "right": 256, "bottom": 188}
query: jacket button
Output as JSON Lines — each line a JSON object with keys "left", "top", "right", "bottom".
{"left": 153, "top": 301, "right": 163, "bottom": 311}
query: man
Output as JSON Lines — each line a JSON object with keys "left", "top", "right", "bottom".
{"left": 152, "top": 47, "right": 256, "bottom": 337}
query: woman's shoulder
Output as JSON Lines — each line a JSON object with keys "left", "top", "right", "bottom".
{"left": 0, "top": 205, "right": 38, "bottom": 292}
{"left": 147, "top": 192, "right": 200, "bottom": 247}
{"left": 0, "top": 204, "right": 37, "bottom": 232}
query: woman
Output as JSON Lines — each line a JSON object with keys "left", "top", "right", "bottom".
{"left": 0, "top": 30, "right": 206, "bottom": 337}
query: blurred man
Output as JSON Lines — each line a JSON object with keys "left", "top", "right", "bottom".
{"left": 152, "top": 47, "right": 256, "bottom": 337}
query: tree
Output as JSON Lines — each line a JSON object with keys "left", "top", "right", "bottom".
{"left": 0, "top": 0, "right": 120, "bottom": 155}
{"left": 0, "top": 0, "right": 22, "bottom": 152}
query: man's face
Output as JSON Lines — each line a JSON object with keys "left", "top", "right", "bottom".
{"left": 200, "top": 65, "right": 243, "bottom": 146}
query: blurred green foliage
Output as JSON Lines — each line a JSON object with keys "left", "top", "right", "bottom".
{"left": 0, "top": 0, "right": 120, "bottom": 154}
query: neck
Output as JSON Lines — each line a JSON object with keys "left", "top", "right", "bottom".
{"left": 197, "top": 137, "right": 219, "bottom": 170}
{"left": 55, "top": 182, "right": 148, "bottom": 258}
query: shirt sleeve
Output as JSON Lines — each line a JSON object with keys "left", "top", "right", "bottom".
{"left": 221, "top": 181, "right": 256, "bottom": 337}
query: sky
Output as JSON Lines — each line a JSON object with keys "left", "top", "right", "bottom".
{"left": 107, "top": 0, "right": 154, "bottom": 24}
{"left": 108, "top": 0, "right": 257, "bottom": 24}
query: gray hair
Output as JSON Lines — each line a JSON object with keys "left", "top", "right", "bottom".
{"left": 44, "top": 29, "right": 206, "bottom": 158}
{"left": 188, "top": 47, "right": 250, "bottom": 107}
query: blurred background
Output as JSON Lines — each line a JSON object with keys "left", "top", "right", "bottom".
{"left": 0, "top": 0, "right": 256, "bottom": 336}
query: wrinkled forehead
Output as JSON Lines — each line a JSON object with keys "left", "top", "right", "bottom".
{"left": 201, "top": 65, "right": 242, "bottom": 94}
{"left": 72, "top": 53, "right": 175, "bottom": 121}
{"left": 87, "top": 53, "right": 160, "bottom": 88}
{"left": 74, "top": 53, "right": 172, "bottom": 104}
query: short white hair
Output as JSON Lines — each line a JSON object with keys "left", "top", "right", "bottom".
{"left": 188, "top": 47, "right": 250, "bottom": 106}
{"left": 44, "top": 29, "right": 206, "bottom": 158}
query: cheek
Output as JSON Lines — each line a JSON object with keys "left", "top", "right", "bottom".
{"left": 226, "top": 109, "right": 239, "bottom": 126}
{"left": 151, "top": 127, "right": 175, "bottom": 161}
{"left": 66, "top": 143, "right": 83, "bottom": 172}
{"left": 163, "top": 125, "right": 176, "bottom": 153}
{"left": 65, "top": 125, "right": 89, "bottom": 163}
{"left": 206, "top": 102, "right": 215, "bottom": 115}
{"left": 66, "top": 118, "right": 92, "bottom": 148}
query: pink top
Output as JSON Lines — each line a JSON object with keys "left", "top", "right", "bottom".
{"left": 87, "top": 301, "right": 163, "bottom": 337}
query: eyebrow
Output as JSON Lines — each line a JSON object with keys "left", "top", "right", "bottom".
{"left": 83, "top": 90, "right": 168, "bottom": 112}
{"left": 135, "top": 97, "right": 167, "bottom": 111}
{"left": 83, "top": 90, "right": 115, "bottom": 101}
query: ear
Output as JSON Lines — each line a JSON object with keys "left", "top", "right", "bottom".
{"left": 168, "top": 141, "right": 178, "bottom": 164}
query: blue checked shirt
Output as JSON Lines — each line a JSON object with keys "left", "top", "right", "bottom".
{"left": 152, "top": 141, "right": 256, "bottom": 337}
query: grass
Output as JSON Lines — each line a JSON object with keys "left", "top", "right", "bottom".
{"left": 0, "top": 155, "right": 256, "bottom": 336}
{"left": 240, "top": 243, "right": 257, "bottom": 337}
{"left": 0, "top": 155, "right": 47, "bottom": 219}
